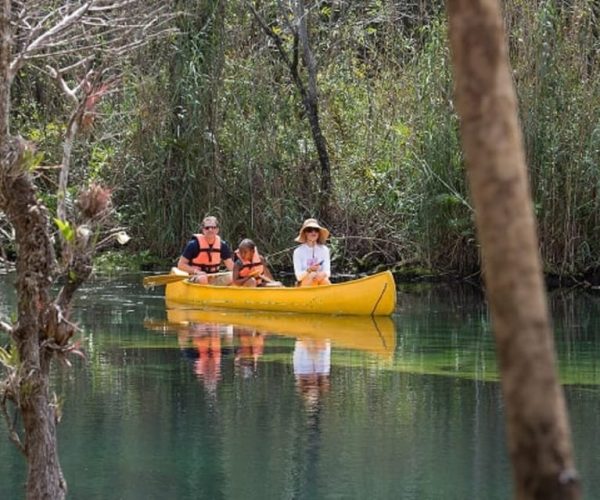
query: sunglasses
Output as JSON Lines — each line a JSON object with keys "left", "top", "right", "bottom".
{"left": 203, "top": 226, "right": 218, "bottom": 230}
{"left": 304, "top": 228, "right": 320, "bottom": 233}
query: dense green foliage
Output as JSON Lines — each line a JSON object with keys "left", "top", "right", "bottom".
{"left": 8, "top": 0, "right": 600, "bottom": 277}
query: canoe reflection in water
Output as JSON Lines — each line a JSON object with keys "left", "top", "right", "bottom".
{"left": 146, "top": 307, "right": 396, "bottom": 396}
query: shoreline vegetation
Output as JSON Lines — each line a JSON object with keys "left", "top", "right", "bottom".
{"left": 90, "top": 250, "right": 600, "bottom": 292}
{"left": 1, "top": 1, "right": 599, "bottom": 289}
{"left": 6, "top": 247, "right": 600, "bottom": 291}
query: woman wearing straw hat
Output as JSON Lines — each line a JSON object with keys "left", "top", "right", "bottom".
{"left": 293, "top": 218, "right": 331, "bottom": 286}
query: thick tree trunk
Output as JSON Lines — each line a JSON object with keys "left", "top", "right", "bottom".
{"left": 445, "top": 1, "right": 580, "bottom": 499}
{"left": 20, "top": 369, "right": 67, "bottom": 500}
{"left": 1, "top": 137, "right": 67, "bottom": 499}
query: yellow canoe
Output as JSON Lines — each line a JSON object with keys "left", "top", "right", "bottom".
{"left": 165, "top": 308, "right": 396, "bottom": 359}
{"left": 164, "top": 271, "right": 397, "bottom": 316}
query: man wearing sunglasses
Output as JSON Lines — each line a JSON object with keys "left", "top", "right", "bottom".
{"left": 177, "top": 216, "right": 234, "bottom": 284}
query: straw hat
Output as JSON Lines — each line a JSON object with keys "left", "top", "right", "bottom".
{"left": 295, "top": 218, "right": 330, "bottom": 244}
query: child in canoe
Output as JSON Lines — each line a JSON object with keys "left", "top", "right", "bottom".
{"left": 232, "top": 239, "right": 281, "bottom": 287}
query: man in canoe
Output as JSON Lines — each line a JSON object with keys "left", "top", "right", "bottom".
{"left": 177, "top": 215, "right": 234, "bottom": 285}
{"left": 232, "top": 238, "right": 280, "bottom": 287}
{"left": 293, "top": 218, "right": 331, "bottom": 286}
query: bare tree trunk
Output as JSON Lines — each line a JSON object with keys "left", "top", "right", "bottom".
{"left": 248, "top": 0, "right": 332, "bottom": 220}
{"left": 294, "top": 0, "right": 331, "bottom": 218}
{"left": 445, "top": 1, "right": 580, "bottom": 499}
{"left": 57, "top": 115, "right": 80, "bottom": 222}
{"left": 0, "top": 12, "right": 64, "bottom": 494}
{"left": 0, "top": 4, "right": 62, "bottom": 497}
{"left": 1, "top": 137, "right": 66, "bottom": 499}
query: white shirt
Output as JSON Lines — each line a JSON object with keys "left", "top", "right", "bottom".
{"left": 293, "top": 243, "right": 331, "bottom": 281}
{"left": 293, "top": 340, "right": 331, "bottom": 375}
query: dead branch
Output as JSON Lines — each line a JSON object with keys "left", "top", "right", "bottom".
{"left": 10, "top": 1, "right": 179, "bottom": 80}
{"left": 0, "top": 319, "right": 12, "bottom": 334}
{"left": 246, "top": 1, "right": 302, "bottom": 87}
{"left": 0, "top": 391, "right": 25, "bottom": 456}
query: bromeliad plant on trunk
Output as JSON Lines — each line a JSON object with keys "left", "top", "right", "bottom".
{"left": 0, "top": 148, "right": 110, "bottom": 498}
{"left": 0, "top": 1, "right": 177, "bottom": 498}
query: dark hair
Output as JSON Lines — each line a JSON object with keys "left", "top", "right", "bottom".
{"left": 238, "top": 238, "right": 256, "bottom": 250}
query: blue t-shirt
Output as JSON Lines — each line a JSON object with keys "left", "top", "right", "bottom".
{"left": 181, "top": 237, "right": 232, "bottom": 263}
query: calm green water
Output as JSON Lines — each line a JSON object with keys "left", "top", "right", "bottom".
{"left": 1, "top": 273, "right": 600, "bottom": 499}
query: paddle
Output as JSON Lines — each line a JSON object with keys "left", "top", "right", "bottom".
{"left": 143, "top": 271, "right": 230, "bottom": 288}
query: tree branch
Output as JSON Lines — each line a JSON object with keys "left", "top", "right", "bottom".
{"left": 10, "top": 1, "right": 179, "bottom": 79}
{"left": 0, "top": 318, "right": 12, "bottom": 334}
{"left": 11, "top": 2, "right": 92, "bottom": 77}
{"left": 246, "top": 1, "right": 298, "bottom": 81}
{"left": 0, "top": 392, "right": 25, "bottom": 456}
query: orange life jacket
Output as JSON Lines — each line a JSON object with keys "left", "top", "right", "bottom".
{"left": 191, "top": 234, "right": 222, "bottom": 273}
{"left": 235, "top": 248, "right": 264, "bottom": 282}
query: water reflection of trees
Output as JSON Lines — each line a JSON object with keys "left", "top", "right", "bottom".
{"left": 6, "top": 279, "right": 600, "bottom": 498}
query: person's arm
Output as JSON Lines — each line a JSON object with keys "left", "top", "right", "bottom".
{"left": 177, "top": 240, "right": 204, "bottom": 275}
{"left": 222, "top": 258, "right": 234, "bottom": 271}
{"left": 232, "top": 262, "right": 258, "bottom": 286}
{"left": 260, "top": 257, "right": 274, "bottom": 281}
{"left": 321, "top": 246, "right": 331, "bottom": 277}
{"left": 293, "top": 247, "right": 306, "bottom": 282}
{"left": 231, "top": 261, "right": 244, "bottom": 285}
{"left": 177, "top": 255, "right": 198, "bottom": 275}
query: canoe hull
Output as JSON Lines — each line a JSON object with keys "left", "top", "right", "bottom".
{"left": 165, "top": 271, "right": 396, "bottom": 316}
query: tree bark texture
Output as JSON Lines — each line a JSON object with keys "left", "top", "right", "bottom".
{"left": 445, "top": 1, "right": 580, "bottom": 499}
{"left": 1, "top": 137, "right": 66, "bottom": 499}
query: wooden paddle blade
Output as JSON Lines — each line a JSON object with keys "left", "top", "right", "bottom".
{"left": 143, "top": 274, "right": 189, "bottom": 287}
